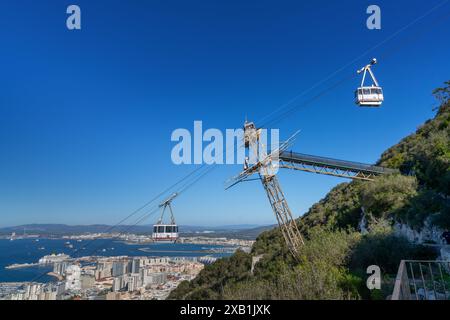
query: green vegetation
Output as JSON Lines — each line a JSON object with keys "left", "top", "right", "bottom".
{"left": 241, "top": 228, "right": 362, "bottom": 300}
{"left": 349, "top": 222, "right": 436, "bottom": 275}
{"left": 169, "top": 250, "right": 252, "bottom": 299}
{"left": 169, "top": 81, "right": 449, "bottom": 300}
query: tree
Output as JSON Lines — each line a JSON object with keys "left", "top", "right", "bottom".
{"left": 432, "top": 80, "right": 450, "bottom": 105}
{"left": 359, "top": 175, "right": 418, "bottom": 223}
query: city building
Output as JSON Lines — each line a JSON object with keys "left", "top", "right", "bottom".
{"left": 130, "top": 258, "right": 140, "bottom": 274}
{"left": 65, "top": 265, "right": 81, "bottom": 291}
{"left": 53, "top": 262, "right": 69, "bottom": 276}
{"left": 112, "top": 261, "right": 127, "bottom": 277}
{"left": 112, "top": 276, "right": 126, "bottom": 292}
{"left": 80, "top": 274, "right": 95, "bottom": 290}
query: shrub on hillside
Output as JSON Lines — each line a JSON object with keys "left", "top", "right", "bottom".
{"left": 349, "top": 227, "right": 437, "bottom": 275}
{"left": 359, "top": 175, "right": 418, "bottom": 224}
{"left": 225, "top": 227, "right": 362, "bottom": 300}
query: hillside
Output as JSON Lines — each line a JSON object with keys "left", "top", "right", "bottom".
{"left": 169, "top": 81, "right": 450, "bottom": 300}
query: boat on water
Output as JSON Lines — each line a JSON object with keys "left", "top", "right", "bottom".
{"left": 65, "top": 242, "right": 73, "bottom": 248}
{"left": 5, "top": 263, "right": 38, "bottom": 269}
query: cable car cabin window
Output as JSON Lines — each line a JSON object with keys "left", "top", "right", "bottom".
{"left": 153, "top": 226, "right": 157, "bottom": 233}
{"left": 158, "top": 226, "right": 164, "bottom": 233}
{"left": 363, "top": 89, "right": 370, "bottom": 95}
{"left": 175, "top": 226, "right": 178, "bottom": 233}
{"left": 165, "top": 226, "right": 172, "bottom": 233}
{"left": 371, "top": 88, "right": 381, "bottom": 94}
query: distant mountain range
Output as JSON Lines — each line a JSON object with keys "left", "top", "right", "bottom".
{"left": 181, "top": 225, "right": 275, "bottom": 240}
{"left": 0, "top": 223, "right": 273, "bottom": 240}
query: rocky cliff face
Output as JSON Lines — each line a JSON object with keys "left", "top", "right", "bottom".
{"left": 358, "top": 210, "right": 445, "bottom": 245}
{"left": 393, "top": 218, "right": 445, "bottom": 244}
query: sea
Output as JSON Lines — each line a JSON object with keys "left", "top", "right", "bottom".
{"left": 0, "top": 238, "right": 233, "bottom": 283}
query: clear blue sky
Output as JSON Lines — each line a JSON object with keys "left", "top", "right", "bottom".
{"left": 1, "top": 0, "right": 449, "bottom": 227}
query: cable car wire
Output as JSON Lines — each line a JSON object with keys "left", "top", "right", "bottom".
{"left": 60, "top": 164, "right": 210, "bottom": 256}
{"left": 257, "top": 0, "right": 450, "bottom": 127}
{"left": 27, "top": 165, "right": 217, "bottom": 283}
{"left": 261, "top": 73, "right": 357, "bottom": 128}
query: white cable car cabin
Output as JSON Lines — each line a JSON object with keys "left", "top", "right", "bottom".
{"left": 152, "top": 224, "right": 179, "bottom": 243}
{"left": 355, "top": 58, "right": 384, "bottom": 107}
{"left": 152, "top": 193, "right": 179, "bottom": 243}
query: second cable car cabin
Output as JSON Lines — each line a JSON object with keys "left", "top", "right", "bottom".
{"left": 355, "top": 58, "right": 384, "bottom": 107}
{"left": 152, "top": 193, "right": 179, "bottom": 243}
{"left": 152, "top": 224, "right": 179, "bottom": 243}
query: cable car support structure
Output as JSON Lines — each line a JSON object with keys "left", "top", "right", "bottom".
{"left": 226, "top": 121, "right": 399, "bottom": 257}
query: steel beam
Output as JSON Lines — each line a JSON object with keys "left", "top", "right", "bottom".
{"left": 279, "top": 151, "right": 397, "bottom": 181}
{"left": 260, "top": 174, "right": 304, "bottom": 257}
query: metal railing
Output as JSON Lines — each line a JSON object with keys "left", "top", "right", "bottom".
{"left": 392, "top": 260, "right": 450, "bottom": 300}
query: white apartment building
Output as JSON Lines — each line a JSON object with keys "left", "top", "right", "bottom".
{"left": 65, "top": 264, "right": 81, "bottom": 291}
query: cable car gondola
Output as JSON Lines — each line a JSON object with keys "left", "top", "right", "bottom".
{"left": 355, "top": 58, "right": 384, "bottom": 107}
{"left": 152, "top": 193, "right": 179, "bottom": 243}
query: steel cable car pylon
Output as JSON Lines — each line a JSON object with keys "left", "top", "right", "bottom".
{"left": 260, "top": 174, "right": 304, "bottom": 257}
{"left": 355, "top": 58, "right": 384, "bottom": 107}
{"left": 226, "top": 121, "right": 304, "bottom": 257}
{"left": 152, "top": 193, "right": 179, "bottom": 243}
{"left": 226, "top": 121, "right": 397, "bottom": 258}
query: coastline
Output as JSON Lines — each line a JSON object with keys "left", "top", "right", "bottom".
{"left": 47, "top": 272, "right": 64, "bottom": 281}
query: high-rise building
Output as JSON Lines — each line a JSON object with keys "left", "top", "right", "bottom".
{"left": 96, "top": 261, "right": 113, "bottom": 279}
{"left": 141, "top": 270, "right": 167, "bottom": 286}
{"left": 80, "top": 274, "right": 95, "bottom": 290}
{"left": 112, "top": 261, "right": 127, "bottom": 277}
{"left": 53, "top": 262, "right": 69, "bottom": 276}
{"left": 125, "top": 273, "right": 141, "bottom": 292}
{"left": 112, "top": 276, "right": 125, "bottom": 292}
{"left": 65, "top": 265, "right": 81, "bottom": 291}
{"left": 131, "top": 259, "right": 140, "bottom": 274}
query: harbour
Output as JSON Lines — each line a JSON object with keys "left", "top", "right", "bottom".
{"left": 0, "top": 238, "right": 236, "bottom": 283}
